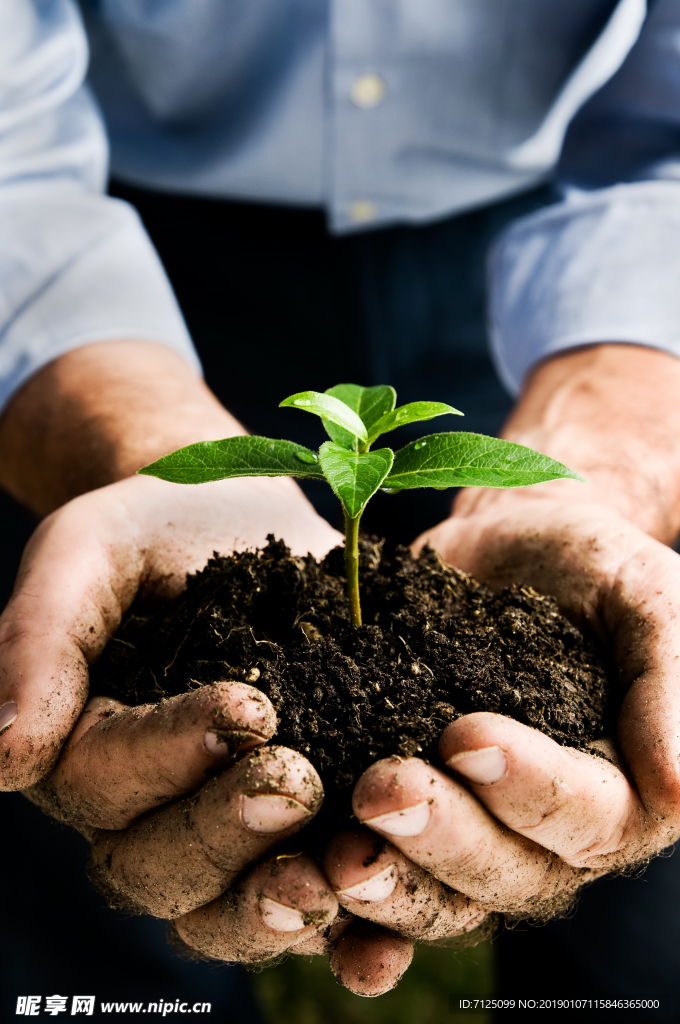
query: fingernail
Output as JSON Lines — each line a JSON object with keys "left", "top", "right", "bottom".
{"left": 204, "top": 729, "right": 263, "bottom": 758}
{"left": 447, "top": 746, "right": 507, "bottom": 785}
{"left": 259, "top": 895, "right": 306, "bottom": 932}
{"left": 338, "top": 863, "right": 398, "bottom": 903}
{"left": 241, "top": 793, "right": 310, "bottom": 834}
{"left": 0, "top": 702, "right": 17, "bottom": 733}
{"left": 363, "top": 800, "right": 431, "bottom": 837}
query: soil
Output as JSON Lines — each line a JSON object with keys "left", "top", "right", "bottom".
{"left": 90, "top": 536, "right": 614, "bottom": 839}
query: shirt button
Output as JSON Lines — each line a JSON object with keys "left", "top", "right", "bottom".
{"left": 348, "top": 201, "right": 378, "bottom": 223}
{"left": 350, "top": 73, "right": 386, "bottom": 109}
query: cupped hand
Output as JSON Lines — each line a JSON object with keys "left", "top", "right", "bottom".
{"left": 324, "top": 494, "right": 680, "bottom": 973}
{"left": 312, "top": 492, "right": 680, "bottom": 996}
{"left": 25, "top": 681, "right": 344, "bottom": 963}
{"left": 0, "top": 471, "right": 340, "bottom": 790}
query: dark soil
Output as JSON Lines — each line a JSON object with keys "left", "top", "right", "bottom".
{"left": 90, "top": 536, "right": 614, "bottom": 835}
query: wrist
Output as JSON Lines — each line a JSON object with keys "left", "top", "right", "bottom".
{"left": 454, "top": 345, "right": 680, "bottom": 544}
{"left": 0, "top": 340, "right": 243, "bottom": 515}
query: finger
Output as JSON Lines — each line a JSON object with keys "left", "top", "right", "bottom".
{"left": 323, "top": 828, "right": 487, "bottom": 941}
{"left": 24, "top": 682, "right": 277, "bottom": 831}
{"left": 175, "top": 854, "right": 338, "bottom": 963}
{"left": 353, "top": 756, "right": 585, "bottom": 916}
{"left": 440, "top": 712, "right": 664, "bottom": 869}
{"left": 90, "top": 745, "right": 322, "bottom": 917}
{"left": 329, "top": 920, "right": 414, "bottom": 997}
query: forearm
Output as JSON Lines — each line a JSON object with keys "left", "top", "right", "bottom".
{"left": 455, "top": 344, "right": 680, "bottom": 544}
{"left": 0, "top": 340, "right": 244, "bottom": 516}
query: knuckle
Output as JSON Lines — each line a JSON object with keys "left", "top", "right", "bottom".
{"left": 87, "top": 832, "right": 153, "bottom": 915}
{"left": 89, "top": 812, "right": 226, "bottom": 919}
{"left": 512, "top": 854, "right": 584, "bottom": 918}
{"left": 418, "top": 905, "right": 488, "bottom": 943}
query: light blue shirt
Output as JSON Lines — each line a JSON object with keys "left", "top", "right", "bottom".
{"left": 3, "top": 0, "right": 680, "bottom": 412}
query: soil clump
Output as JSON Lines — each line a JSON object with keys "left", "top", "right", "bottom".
{"left": 91, "top": 536, "right": 614, "bottom": 836}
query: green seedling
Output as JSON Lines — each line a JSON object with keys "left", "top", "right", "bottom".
{"left": 139, "top": 383, "right": 583, "bottom": 627}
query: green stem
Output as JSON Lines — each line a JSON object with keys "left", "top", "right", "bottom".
{"left": 343, "top": 508, "right": 363, "bottom": 627}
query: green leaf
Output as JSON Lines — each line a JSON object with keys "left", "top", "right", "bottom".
{"left": 318, "top": 417, "right": 357, "bottom": 451}
{"left": 385, "top": 433, "right": 585, "bottom": 490}
{"left": 318, "top": 442, "right": 394, "bottom": 518}
{"left": 326, "top": 383, "right": 396, "bottom": 431}
{"left": 280, "top": 391, "right": 367, "bottom": 443}
{"left": 322, "top": 384, "right": 396, "bottom": 449}
{"left": 138, "top": 436, "right": 325, "bottom": 484}
{"left": 368, "top": 401, "right": 463, "bottom": 444}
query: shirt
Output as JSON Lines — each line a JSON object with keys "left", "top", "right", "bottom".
{"left": 2, "top": 0, "right": 680, "bottom": 411}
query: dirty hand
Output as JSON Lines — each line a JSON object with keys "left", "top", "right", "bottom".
{"left": 25, "top": 682, "right": 349, "bottom": 962}
{"left": 325, "top": 505, "right": 680, "bottom": 946}
{"left": 319, "top": 346, "right": 680, "bottom": 990}
{"left": 0, "top": 340, "right": 415, "bottom": 995}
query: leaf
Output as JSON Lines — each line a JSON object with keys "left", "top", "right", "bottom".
{"left": 385, "top": 433, "right": 585, "bottom": 490}
{"left": 318, "top": 417, "right": 357, "bottom": 451}
{"left": 326, "top": 383, "right": 396, "bottom": 431}
{"left": 318, "top": 442, "right": 394, "bottom": 518}
{"left": 138, "top": 436, "right": 325, "bottom": 484}
{"left": 280, "top": 391, "right": 367, "bottom": 443}
{"left": 368, "top": 401, "right": 463, "bottom": 444}
{"left": 322, "top": 384, "right": 396, "bottom": 449}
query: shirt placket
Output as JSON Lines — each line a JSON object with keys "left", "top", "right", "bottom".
{"left": 327, "top": 0, "right": 396, "bottom": 232}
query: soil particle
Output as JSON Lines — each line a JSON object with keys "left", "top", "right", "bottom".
{"left": 90, "top": 536, "right": 614, "bottom": 839}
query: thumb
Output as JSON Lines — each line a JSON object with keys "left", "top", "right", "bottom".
{"left": 0, "top": 496, "right": 143, "bottom": 790}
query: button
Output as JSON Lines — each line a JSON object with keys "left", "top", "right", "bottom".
{"left": 348, "top": 201, "right": 378, "bottom": 222}
{"left": 350, "top": 73, "right": 386, "bottom": 109}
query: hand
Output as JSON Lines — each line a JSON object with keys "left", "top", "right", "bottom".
{"left": 316, "top": 497, "right": 680, "bottom": 994}
{"left": 26, "top": 682, "right": 343, "bottom": 963}
{"left": 0, "top": 340, "right": 411, "bottom": 995}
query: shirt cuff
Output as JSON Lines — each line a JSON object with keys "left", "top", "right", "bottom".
{"left": 0, "top": 183, "right": 201, "bottom": 413}
{"left": 489, "top": 180, "right": 680, "bottom": 394}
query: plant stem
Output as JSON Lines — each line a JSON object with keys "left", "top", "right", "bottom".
{"left": 343, "top": 508, "right": 363, "bottom": 627}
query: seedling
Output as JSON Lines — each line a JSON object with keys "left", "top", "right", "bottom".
{"left": 139, "top": 384, "right": 583, "bottom": 626}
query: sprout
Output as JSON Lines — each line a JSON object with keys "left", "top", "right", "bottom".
{"left": 139, "top": 383, "right": 583, "bottom": 626}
